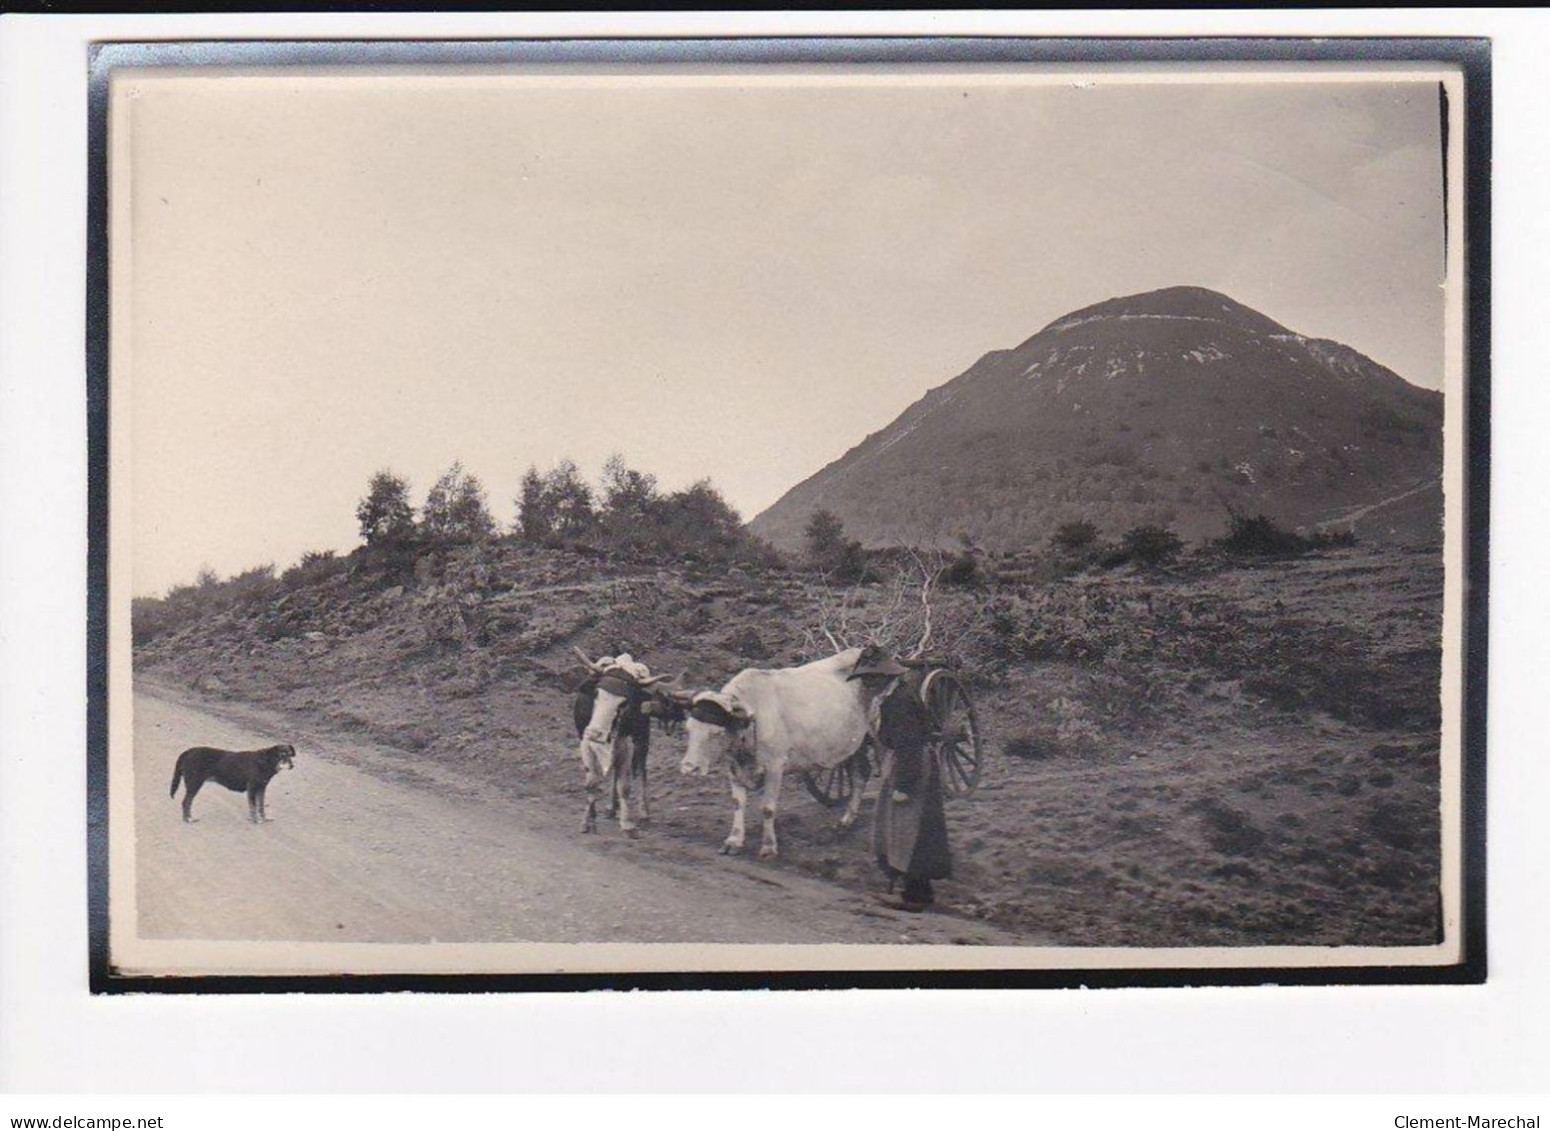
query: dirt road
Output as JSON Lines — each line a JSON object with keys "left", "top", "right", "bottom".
{"left": 134, "top": 685, "right": 1026, "bottom": 947}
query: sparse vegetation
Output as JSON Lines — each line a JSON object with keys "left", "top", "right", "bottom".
{"left": 132, "top": 428, "right": 1443, "bottom": 950}
{"left": 134, "top": 528, "right": 1444, "bottom": 947}
{"left": 1358, "top": 401, "right": 1432, "bottom": 444}
{"left": 132, "top": 563, "right": 279, "bottom": 646}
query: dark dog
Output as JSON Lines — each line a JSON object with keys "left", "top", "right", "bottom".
{"left": 170, "top": 744, "right": 296, "bottom": 824}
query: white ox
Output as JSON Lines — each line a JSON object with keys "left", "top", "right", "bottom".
{"left": 679, "top": 648, "right": 875, "bottom": 859}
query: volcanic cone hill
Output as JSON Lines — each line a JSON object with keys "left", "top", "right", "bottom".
{"left": 749, "top": 286, "right": 1443, "bottom": 551}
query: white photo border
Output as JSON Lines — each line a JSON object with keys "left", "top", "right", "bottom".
{"left": 86, "top": 35, "right": 1491, "bottom": 992}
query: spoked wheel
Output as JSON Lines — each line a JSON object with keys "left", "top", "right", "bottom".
{"left": 802, "top": 746, "right": 868, "bottom": 809}
{"left": 919, "top": 668, "right": 984, "bottom": 798}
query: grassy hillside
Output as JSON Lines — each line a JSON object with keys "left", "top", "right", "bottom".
{"left": 134, "top": 535, "right": 1444, "bottom": 947}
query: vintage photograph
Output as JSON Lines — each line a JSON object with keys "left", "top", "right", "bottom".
{"left": 100, "top": 49, "right": 1476, "bottom": 982}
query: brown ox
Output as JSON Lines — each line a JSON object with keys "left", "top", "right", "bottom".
{"left": 572, "top": 648, "right": 681, "bottom": 838}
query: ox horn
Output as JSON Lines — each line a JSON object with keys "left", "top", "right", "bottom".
{"left": 638, "top": 673, "right": 675, "bottom": 688}
{"left": 572, "top": 645, "right": 606, "bottom": 674}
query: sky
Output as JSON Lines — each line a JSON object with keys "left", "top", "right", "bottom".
{"left": 121, "top": 68, "right": 1450, "bottom": 596}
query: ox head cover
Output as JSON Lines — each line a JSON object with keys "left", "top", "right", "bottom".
{"left": 688, "top": 692, "right": 750, "bottom": 730}
{"left": 595, "top": 673, "right": 637, "bottom": 700}
{"left": 848, "top": 644, "right": 909, "bottom": 681}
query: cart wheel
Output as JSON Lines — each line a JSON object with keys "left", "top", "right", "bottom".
{"left": 920, "top": 668, "right": 983, "bottom": 798}
{"left": 802, "top": 749, "right": 864, "bottom": 809}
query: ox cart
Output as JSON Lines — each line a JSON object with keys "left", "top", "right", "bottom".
{"left": 801, "top": 656, "right": 983, "bottom": 810}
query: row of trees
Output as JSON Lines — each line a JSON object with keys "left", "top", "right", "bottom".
{"left": 356, "top": 462, "right": 493, "bottom": 546}
{"left": 359, "top": 460, "right": 1345, "bottom": 576}
{"left": 517, "top": 455, "right": 751, "bottom": 558}
{"left": 355, "top": 455, "right": 757, "bottom": 561}
{"left": 136, "top": 477, "right": 1345, "bottom": 649}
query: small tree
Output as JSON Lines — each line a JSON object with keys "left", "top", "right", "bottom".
{"left": 544, "top": 459, "right": 596, "bottom": 538}
{"left": 652, "top": 478, "right": 745, "bottom": 554}
{"left": 516, "top": 465, "right": 550, "bottom": 542}
{"left": 804, "top": 508, "right": 865, "bottom": 581}
{"left": 422, "top": 460, "right": 496, "bottom": 543}
{"left": 599, "top": 452, "right": 660, "bottom": 533}
{"left": 517, "top": 459, "right": 597, "bottom": 542}
{"left": 356, "top": 470, "right": 416, "bottom": 546}
{"left": 805, "top": 508, "right": 845, "bottom": 564}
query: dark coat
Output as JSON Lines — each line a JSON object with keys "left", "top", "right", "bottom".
{"left": 872, "top": 680, "right": 951, "bottom": 882}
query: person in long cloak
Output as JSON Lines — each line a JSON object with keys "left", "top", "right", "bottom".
{"left": 849, "top": 649, "right": 952, "bottom": 912}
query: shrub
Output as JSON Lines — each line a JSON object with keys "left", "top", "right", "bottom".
{"left": 223, "top": 563, "right": 277, "bottom": 604}
{"left": 1052, "top": 520, "right": 1099, "bottom": 555}
{"left": 1095, "top": 543, "right": 1132, "bottom": 569}
{"left": 347, "top": 532, "right": 428, "bottom": 589}
{"left": 1119, "top": 524, "right": 1183, "bottom": 566}
{"left": 939, "top": 550, "right": 982, "bottom": 589}
{"left": 1194, "top": 800, "right": 1266, "bottom": 856}
{"left": 1006, "top": 733, "right": 1058, "bottom": 761}
{"left": 1312, "top": 528, "right": 1358, "bottom": 549}
{"left": 1218, "top": 513, "right": 1312, "bottom": 558}
{"left": 131, "top": 563, "right": 278, "bottom": 645}
{"left": 131, "top": 596, "right": 178, "bottom": 646}
{"left": 281, "top": 549, "right": 344, "bottom": 590}
{"left": 723, "top": 625, "right": 771, "bottom": 661}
